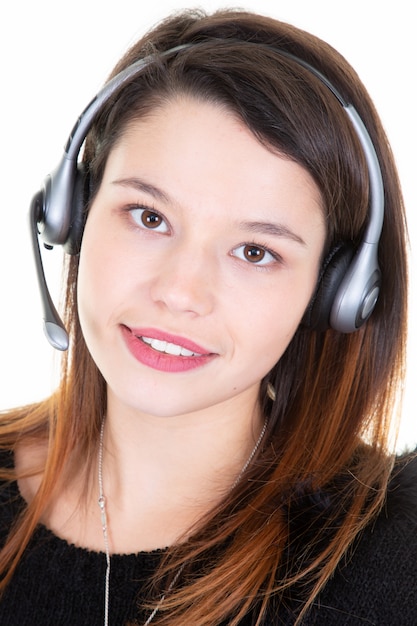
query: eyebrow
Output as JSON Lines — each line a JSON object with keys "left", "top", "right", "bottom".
{"left": 112, "top": 177, "right": 306, "bottom": 246}
{"left": 111, "top": 177, "right": 170, "bottom": 203}
{"left": 239, "top": 220, "right": 307, "bottom": 246}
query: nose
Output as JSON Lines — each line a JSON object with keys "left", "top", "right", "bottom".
{"left": 149, "top": 242, "right": 217, "bottom": 317}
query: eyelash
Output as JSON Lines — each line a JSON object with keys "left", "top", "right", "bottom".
{"left": 124, "top": 204, "right": 284, "bottom": 268}
{"left": 231, "top": 243, "right": 283, "bottom": 268}
{"left": 127, "top": 204, "right": 170, "bottom": 233}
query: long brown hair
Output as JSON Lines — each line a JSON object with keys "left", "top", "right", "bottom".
{"left": 0, "top": 9, "right": 408, "bottom": 625}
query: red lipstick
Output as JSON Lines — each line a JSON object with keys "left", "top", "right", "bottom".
{"left": 120, "top": 325, "right": 216, "bottom": 372}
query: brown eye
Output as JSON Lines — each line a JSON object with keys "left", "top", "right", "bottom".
{"left": 130, "top": 206, "right": 169, "bottom": 233}
{"left": 141, "top": 209, "right": 163, "bottom": 229}
{"left": 231, "top": 243, "right": 278, "bottom": 266}
{"left": 243, "top": 245, "right": 266, "bottom": 262}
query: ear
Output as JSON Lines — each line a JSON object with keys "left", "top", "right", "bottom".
{"left": 63, "top": 163, "right": 90, "bottom": 255}
{"left": 302, "top": 242, "right": 354, "bottom": 331}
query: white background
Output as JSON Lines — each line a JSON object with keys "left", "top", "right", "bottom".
{"left": 0, "top": 1, "right": 415, "bottom": 452}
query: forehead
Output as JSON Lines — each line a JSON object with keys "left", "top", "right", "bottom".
{"left": 108, "top": 97, "right": 323, "bottom": 199}
{"left": 99, "top": 96, "right": 326, "bottom": 245}
{"left": 84, "top": 98, "right": 327, "bottom": 274}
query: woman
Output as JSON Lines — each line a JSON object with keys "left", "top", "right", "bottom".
{"left": 0, "top": 8, "right": 415, "bottom": 626}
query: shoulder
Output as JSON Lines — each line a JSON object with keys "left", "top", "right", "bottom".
{"left": 0, "top": 449, "right": 25, "bottom": 546}
{"left": 0, "top": 438, "right": 48, "bottom": 522}
{"left": 365, "top": 448, "right": 417, "bottom": 559}
{"left": 308, "top": 449, "right": 417, "bottom": 625}
{"left": 386, "top": 448, "right": 417, "bottom": 521}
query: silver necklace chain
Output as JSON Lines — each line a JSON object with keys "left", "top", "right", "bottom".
{"left": 98, "top": 422, "right": 111, "bottom": 626}
{"left": 98, "top": 418, "right": 268, "bottom": 626}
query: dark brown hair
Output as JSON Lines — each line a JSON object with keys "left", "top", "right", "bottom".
{"left": 0, "top": 9, "right": 408, "bottom": 625}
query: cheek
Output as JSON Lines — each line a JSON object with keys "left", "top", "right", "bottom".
{"left": 233, "top": 278, "right": 312, "bottom": 373}
{"left": 254, "top": 313, "right": 300, "bottom": 371}
{"left": 76, "top": 225, "right": 115, "bottom": 333}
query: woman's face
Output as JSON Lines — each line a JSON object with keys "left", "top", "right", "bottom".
{"left": 77, "top": 97, "right": 326, "bottom": 420}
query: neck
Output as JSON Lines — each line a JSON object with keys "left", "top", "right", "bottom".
{"left": 99, "top": 389, "right": 265, "bottom": 552}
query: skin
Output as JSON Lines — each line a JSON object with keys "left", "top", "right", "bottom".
{"left": 20, "top": 96, "right": 327, "bottom": 553}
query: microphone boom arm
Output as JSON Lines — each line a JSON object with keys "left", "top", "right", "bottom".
{"left": 29, "top": 192, "right": 69, "bottom": 351}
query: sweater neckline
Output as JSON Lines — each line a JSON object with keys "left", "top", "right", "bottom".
{"left": 1, "top": 449, "right": 168, "bottom": 561}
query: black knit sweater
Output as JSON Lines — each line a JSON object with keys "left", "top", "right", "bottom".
{"left": 0, "top": 450, "right": 416, "bottom": 625}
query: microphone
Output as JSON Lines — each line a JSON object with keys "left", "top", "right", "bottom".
{"left": 29, "top": 191, "right": 69, "bottom": 351}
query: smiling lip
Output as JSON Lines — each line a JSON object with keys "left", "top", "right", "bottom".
{"left": 120, "top": 325, "right": 216, "bottom": 372}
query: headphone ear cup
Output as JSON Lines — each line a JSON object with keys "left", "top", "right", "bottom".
{"left": 303, "top": 242, "right": 355, "bottom": 331}
{"left": 63, "top": 163, "right": 90, "bottom": 255}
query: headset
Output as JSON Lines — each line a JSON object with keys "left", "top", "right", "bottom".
{"left": 29, "top": 41, "right": 384, "bottom": 351}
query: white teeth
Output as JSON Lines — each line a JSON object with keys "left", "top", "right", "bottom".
{"left": 141, "top": 336, "right": 201, "bottom": 357}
